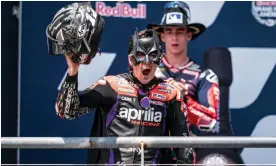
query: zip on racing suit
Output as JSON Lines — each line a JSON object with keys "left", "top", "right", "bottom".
{"left": 55, "top": 72, "right": 190, "bottom": 165}
{"left": 155, "top": 57, "right": 220, "bottom": 163}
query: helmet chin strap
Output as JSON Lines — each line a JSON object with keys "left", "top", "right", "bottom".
{"left": 82, "top": 38, "right": 91, "bottom": 53}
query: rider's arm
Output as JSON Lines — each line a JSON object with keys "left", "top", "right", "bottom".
{"left": 166, "top": 95, "right": 190, "bottom": 164}
{"left": 55, "top": 73, "right": 117, "bottom": 120}
{"left": 186, "top": 69, "right": 220, "bottom": 132}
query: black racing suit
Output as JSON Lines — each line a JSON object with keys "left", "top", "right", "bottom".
{"left": 56, "top": 72, "right": 190, "bottom": 165}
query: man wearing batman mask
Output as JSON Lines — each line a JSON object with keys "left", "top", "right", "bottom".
{"left": 52, "top": 3, "right": 191, "bottom": 164}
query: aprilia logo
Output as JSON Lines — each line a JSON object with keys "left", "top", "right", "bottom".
{"left": 119, "top": 107, "right": 162, "bottom": 126}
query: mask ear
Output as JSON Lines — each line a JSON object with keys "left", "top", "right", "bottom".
{"left": 128, "top": 56, "right": 134, "bottom": 66}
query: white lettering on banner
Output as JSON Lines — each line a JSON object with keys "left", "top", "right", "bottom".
{"left": 229, "top": 47, "right": 276, "bottom": 109}
{"left": 252, "top": 1, "right": 276, "bottom": 27}
{"left": 96, "top": 2, "right": 147, "bottom": 19}
{"left": 57, "top": 53, "right": 116, "bottom": 91}
{"left": 119, "top": 107, "right": 162, "bottom": 123}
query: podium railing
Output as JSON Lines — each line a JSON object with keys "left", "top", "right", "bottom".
{"left": 2, "top": 136, "right": 276, "bottom": 166}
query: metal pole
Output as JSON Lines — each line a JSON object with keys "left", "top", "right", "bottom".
{"left": 16, "top": 1, "right": 23, "bottom": 164}
{"left": 140, "top": 141, "right": 144, "bottom": 166}
{"left": 2, "top": 136, "right": 276, "bottom": 149}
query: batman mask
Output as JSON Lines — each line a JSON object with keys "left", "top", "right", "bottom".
{"left": 129, "top": 28, "right": 163, "bottom": 65}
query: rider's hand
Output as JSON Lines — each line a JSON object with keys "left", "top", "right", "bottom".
{"left": 166, "top": 78, "right": 217, "bottom": 132}
{"left": 186, "top": 96, "right": 218, "bottom": 132}
{"left": 166, "top": 78, "right": 188, "bottom": 96}
{"left": 65, "top": 53, "right": 80, "bottom": 76}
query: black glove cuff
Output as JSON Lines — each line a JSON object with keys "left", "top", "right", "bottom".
{"left": 65, "top": 72, "right": 78, "bottom": 83}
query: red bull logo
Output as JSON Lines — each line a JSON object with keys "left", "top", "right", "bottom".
{"left": 95, "top": 2, "right": 147, "bottom": 19}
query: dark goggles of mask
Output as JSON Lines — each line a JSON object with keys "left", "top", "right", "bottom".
{"left": 132, "top": 51, "right": 162, "bottom": 65}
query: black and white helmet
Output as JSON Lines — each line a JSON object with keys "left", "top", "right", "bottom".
{"left": 46, "top": 2, "right": 105, "bottom": 64}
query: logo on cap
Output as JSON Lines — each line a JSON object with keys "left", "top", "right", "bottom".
{"left": 166, "top": 12, "right": 183, "bottom": 24}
